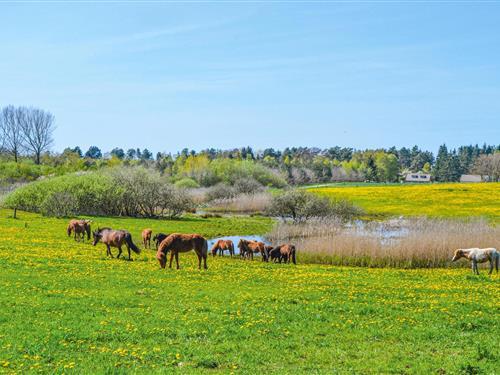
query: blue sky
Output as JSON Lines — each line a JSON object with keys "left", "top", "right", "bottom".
{"left": 1, "top": 2, "right": 499, "bottom": 154}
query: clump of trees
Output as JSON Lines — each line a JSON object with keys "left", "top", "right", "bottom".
{"left": 267, "top": 189, "right": 363, "bottom": 223}
{"left": 0, "top": 105, "right": 55, "bottom": 164}
{"left": 4, "top": 168, "right": 194, "bottom": 218}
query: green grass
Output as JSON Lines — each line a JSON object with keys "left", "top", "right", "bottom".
{"left": 0, "top": 211, "right": 498, "bottom": 373}
{"left": 309, "top": 182, "right": 500, "bottom": 222}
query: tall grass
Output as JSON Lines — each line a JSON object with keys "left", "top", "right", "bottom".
{"left": 206, "top": 192, "right": 272, "bottom": 213}
{"left": 267, "top": 218, "right": 500, "bottom": 268}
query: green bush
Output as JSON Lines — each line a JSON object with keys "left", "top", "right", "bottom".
{"left": 174, "top": 177, "right": 200, "bottom": 189}
{"left": 3, "top": 168, "right": 193, "bottom": 218}
{"left": 209, "top": 159, "right": 287, "bottom": 188}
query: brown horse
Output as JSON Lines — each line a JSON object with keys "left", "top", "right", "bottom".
{"left": 152, "top": 233, "right": 169, "bottom": 250}
{"left": 67, "top": 219, "right": 92, "bottom": 242}
{"left": 156, "top": 233, "right": 208, "bottom": 270}
{"left": 269, "top": 244, "right": 297, "bottom": 264}
{"left": 93, "top": 228, "right": 141, "bottom": 260}
{"left": 238, "top": 239, "right": 268, "bottom": 261}
{"left": 210, "top": 239, "right": 235, "bottom": 257}
{"left": 142, "top": 228, "right": 153, "bottom": 249}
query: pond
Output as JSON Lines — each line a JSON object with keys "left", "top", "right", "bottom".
{"left": 207, "top": 235, "right": 269, "bottom": 256}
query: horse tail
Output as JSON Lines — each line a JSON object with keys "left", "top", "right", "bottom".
{"left": 202, "top": 238, "right": 208, "bottom": 258}
{"left": 125, "top": 233, "right": 141, "bottom": 254}
{"left": 86, "top": 224, "right": 91, "bottom": 241}
{"left": 291, "top": 247, "right": 297, "bottom": 265}
{"left": 229, "top": 241, "right": 234, "bottom": 255}
{"left": 496, "top": 251, "right": 499, "bottom": 272}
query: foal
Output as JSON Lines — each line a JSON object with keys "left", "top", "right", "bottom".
{"left": 142, "top": 228, "right": 153, "bottom": 249}
{"left": 210, "top": 239, "right": 235, "bottom": 257}
{"left": 67, "top": 219, "right": 92, "bottom": 242}
{"left": 452, "top": 248, "right": 499, "bottom": 275}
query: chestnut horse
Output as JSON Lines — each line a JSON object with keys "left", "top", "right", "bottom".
{"left": 67, "top": 219, "right": 92, "bottom": 242}
{"left": 152, "top": 233, "right": 169, "bottom": 250}
{"left": 238, "top": 239, "right": 268, "bottom": 261}
{"left": 269, "top": 244, "right": 297, "bottom": 264}
{"left": 92, "top": 228, "right": 141, "bottom": 260}
{"left": 142, "top": 228, "right": 153, "bottom": 249}
{"left": 210, "top": 239, "right": 235, "bottom": 257}
{"left": 156, "top": 233, "right": 208, "bottom": 270}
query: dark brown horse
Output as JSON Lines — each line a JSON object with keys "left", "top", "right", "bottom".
{"left": 93, "top": 228, "right": 141, "bottom": 260}
{"left": 210, "top": 239, "right": 235, "bottom": 257}
{"left": 153, "top": 233, "right": 169, "bottom": 250}
{"left": 269, "top": 244, "right": 297, "bottom": 264}
{"left": 67, "top": 219, "right": 92, "bottom": 242}
{"left": 156, "top": 233, "right": 208, "bottom": 270}
{"left": 238, "top": 239, "right": 268, "bottom": 261}
{"left": 142, "top": 228, "right": 153, "bottom": 249}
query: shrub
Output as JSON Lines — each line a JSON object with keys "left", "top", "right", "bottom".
{"left": 267, "top": 189, "right": 362, "bottom": 223}
{"left": 174, "top": 177, "right": 200, "bottom": 189}
{"left": 4, "top": 167, "right": 193, "bottom": 219}
{"left": 206, "top": 183, "right": 237, "bottom": 202}
{"left": 40, "top": 191, "right": 78, "bottom": 217}
{"left": 233, "top": 178, "right": 264, "bottom": 195}
{"left": 209, "top": 159, "right": 287, "bottom": 188}
{"left": 159, "top": 184, "right": 195, "bottom": 219}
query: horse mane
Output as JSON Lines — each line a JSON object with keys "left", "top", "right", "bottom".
{"left": 97, "top": 227, "right": 112, "bottom": 233}
{"left": 157, "top": 234, "right": 176, "bottom": 257}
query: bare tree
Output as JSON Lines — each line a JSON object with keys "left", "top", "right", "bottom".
{"left": 472, "top": 153, "right": 500, "bottom": 182}
{"left": 0, "top": 105, "right": 25, "bottom": 162}
{"left": 18, "top": 106, "right": 55, "bottom": 164}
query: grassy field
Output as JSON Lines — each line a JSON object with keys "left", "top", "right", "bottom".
{"left": 309, "top": 182, "right": 500, "bottom": 221}
{"left": 0, "top": 211, "right": 498, "bottom": 373}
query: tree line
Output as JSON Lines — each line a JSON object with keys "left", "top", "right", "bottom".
{"left": 1, "top": 105, "right": 499, "bottom": 184}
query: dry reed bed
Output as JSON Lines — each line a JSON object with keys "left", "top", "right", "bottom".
{"left": 267, "top": 218, "right": 500, "bottom": 268}
{"left": 204, "top": 192, "right": 272, "bottom": 213}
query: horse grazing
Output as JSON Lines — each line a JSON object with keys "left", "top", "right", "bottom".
{"left": 238, "top": 239, "right": 268, "bottom": 261}
{"left": 67, "top": 219, "right": 92, "bottom": 242}
{"left": 269, "top": 244, "right": 296, "bottom": 264}
{"left": 142, "top": 229, "right": 153, "bottom": 249}
{"left": 210, "top": 239, "right": 235, "bottom": 257}
{"left": 153, "top": 233, "right": 169, "bottom": 250}
{"left": 452, "top": 248, "right": 499, "bottom": 275}
{"left": 156, "top": 233, "right": 208, "bottom": 270}
{"left": 93, "top": 228, "right": 141, "bottom": 260}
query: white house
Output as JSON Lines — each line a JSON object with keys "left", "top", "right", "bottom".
{"left": 460, "top": 174, "right": 482, "bottom": 183}
{"left": 405, "top": 172, "right": 431, "bottom": 183}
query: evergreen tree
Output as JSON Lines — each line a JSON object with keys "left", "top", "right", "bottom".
{"left": 434, "top": 144, "right": 449, "bottom": 181}
{"left": 84, "top": 146, "right": 102, "bottom": 159}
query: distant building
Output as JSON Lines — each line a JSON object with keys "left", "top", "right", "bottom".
{"left": 460, "top": 174, "right": 482, "bottom": 183}
{"left": 405, "top": 172, "right": 431, "bottom": 183}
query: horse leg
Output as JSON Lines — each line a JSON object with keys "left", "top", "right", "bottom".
{"left": 197, "top": 252, "right": 202, "bottom": 270}
{"left": 203, "top": 253, "right": 207, "bottom": 270}
{"left": 169, "top": 252, "right": 174, "bottom": 268}
{"left": 127, "top": 246, "right": 131, "bottom": 261}
{"left": 473, "top": 260, "right": 479, "bottom": 275}
{"left": 107, "top": 244, "right": 113, "bottom": 258}
{"left": 117, "top": 246, "right": 123, "bottom": 259}
{"left": 175, "top": 252, "right": 180, "bottom": 270}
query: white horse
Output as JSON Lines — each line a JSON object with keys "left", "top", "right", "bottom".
{"left": 452, "top": 248, "right": 499, "bottom": 275}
